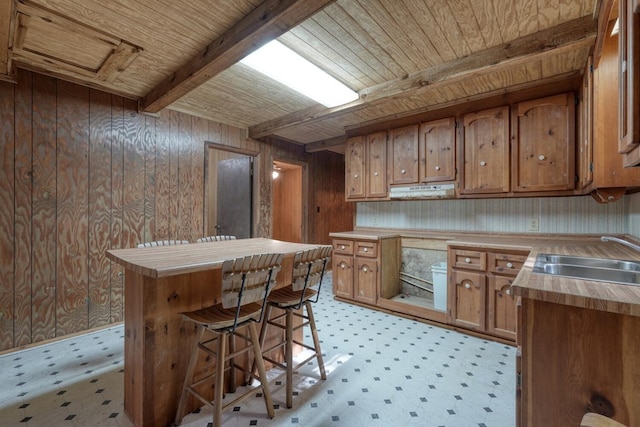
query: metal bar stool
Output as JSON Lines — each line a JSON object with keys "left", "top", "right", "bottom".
{"left": 137, "top": 239, "right": 189, "bottom": 247}
{"left": 174, "top": 253, "right": 284, "bottom": 427}
{"left": 257, "top": 245, "right": 332, "bottom": 408}
{"left": 197, "top": 235, "right": 237, "bottom": 242}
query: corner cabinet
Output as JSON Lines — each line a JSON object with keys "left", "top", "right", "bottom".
{"left": 346, "top": 131, "right": 387, "bottom": 200}
{"left": 460, "top": 106, "right": 510, "bottom": 194}
{"left": 512, "top": 93, "right": 576, "bottom": 192}
{"left": 620, "top": 0, "right": 640, "bottom": 166}
{"left": 448, "top": 245, "right": 526, "bottom": 341}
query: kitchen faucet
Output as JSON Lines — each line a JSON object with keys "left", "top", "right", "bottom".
{"left": 601, "top": 236, "right": 640, "bottom": 253}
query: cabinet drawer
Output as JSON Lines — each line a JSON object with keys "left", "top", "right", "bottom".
{"left": 334, "top": 240, "right": 354, "bottom": 255}
{"left": 489, "top": 253, "right": 527, "bottom": 275}
{"left": 451, "top": 249, "right": 486, "bottom": 270}
{"left": 355, "top": 241, "right": 378, "bottom": 258}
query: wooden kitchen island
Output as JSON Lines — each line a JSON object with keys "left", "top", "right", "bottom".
{"left": 107, "top": 238, "right": 323, "bottom": 427}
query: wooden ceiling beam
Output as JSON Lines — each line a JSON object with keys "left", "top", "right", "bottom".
{"left": 141, "top": 0, "right": 336, "bottom": 113}
{"left": 304, "top": 135, "right": 345, "bottom": 153}
{"left": 248, "top": 15, "right": 597, "bottom": 139}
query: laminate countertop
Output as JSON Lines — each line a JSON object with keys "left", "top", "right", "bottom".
{"left": 106, "top": 238, "right": 321, "bottom": 278}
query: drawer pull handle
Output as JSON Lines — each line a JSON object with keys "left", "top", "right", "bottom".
{"left": 340, "top": 245, "right": 345, "bottom": 250}
{"left": 506, "top": 262, "right": 513, "bottom": 268}
{"left": 538, "top": 155, "right": 545, "bottom": 161}
{"left": 480, "top": 161, "right": 487, "bottom": 166}
{"left": 354, "top": 174, "right": 358, "bottom": 178}
{"left": 506, "top": 289, "right": 512, "bottom": 296}
{"left": 464, "top": 257, "right": 471, "bottom": 263}
{"left": 435, "top": 166, "right": 440, "bottom": 171}
{"left": 401, "top": 169, "right": 406, "bottom": 174}
{"left": 363, "top": 248, "right": 368, "bottom": 252}
{"left": 464, "top": 283, "right": 471, "bottom": 289}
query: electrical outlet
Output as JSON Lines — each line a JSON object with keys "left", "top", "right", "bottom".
{"left": 528, "top": 217, "right": 540, "bottom": 232}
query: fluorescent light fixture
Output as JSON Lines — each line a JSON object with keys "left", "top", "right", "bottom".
{"left": 241, "top": 40, "right": 359, "bottom": 108}
{"left": 611, "top": 18, "right": 620, "bottom": 36}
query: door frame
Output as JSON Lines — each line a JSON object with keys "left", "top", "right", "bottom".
{"left": 204, "top": 142, "right": 259, "bottom": 237}
{"left": 271, "top": 156, "right": 309, "bottom": 243}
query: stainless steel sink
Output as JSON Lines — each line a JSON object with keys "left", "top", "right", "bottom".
{"left": 532, "top": 254, "right": 640, "bottom": 286}
{"left": 535, "top": 254, "right": 640, "bottom": 271}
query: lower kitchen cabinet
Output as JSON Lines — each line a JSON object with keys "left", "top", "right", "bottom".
{"left": 448, "top": 246, "right": 525, "bottom": 341}
{"left": 332, "top": 236, "right": 399, "bottom": 306}
{"left": 517, "top": 298, "right": 640, "bottom": 426}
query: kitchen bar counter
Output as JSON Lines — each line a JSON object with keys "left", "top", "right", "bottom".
{"left": 106, "top": 238, "right": 322, "bottom": 427}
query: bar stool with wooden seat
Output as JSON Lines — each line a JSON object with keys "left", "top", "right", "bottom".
{"left": 257, "top": 245, "right": 332, "bottom": 408}
{"left": 581, "top": 413, "right": 627, "bottom": 427}
{"left": 197, "top": 235, "right": 237, "bottom": 242}
{"left": 174, "top": 252, "right": 284, "bottom": 427}
{"left": 137, "top": 239, "right": 189, "bottom": 247}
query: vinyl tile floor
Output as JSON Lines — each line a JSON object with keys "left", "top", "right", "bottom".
{"left": 0, "top": 273, "right": 516, "bottom": 427}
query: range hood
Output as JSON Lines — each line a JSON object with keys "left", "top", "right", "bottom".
{"left": 389, "top": 183, "right": 455, "bottom": 200}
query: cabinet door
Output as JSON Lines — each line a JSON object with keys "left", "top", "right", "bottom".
{"left": 619, "top": 0, "right": 640, "bottom": 157}
{"left": 333, "top": 254, "right": 354, "bottom": 299}
{"left": 461, "top": 106, "right": 510, "bottom": 194}
{"left": 451, "top": 269, "right": 486, "bottom": 331}
{"left": 512, "top": 93, "right": 575, "bottom": 192}
{"left": 390, "top": 124, "right": 419, "bottom": 185}
{"left": 367, "top": 131, "right": 388, "bottom": 198}
{"left": 487, "top": 275, "right": 517, "bottom": 341}
{"left": 346, "top": 136, "right": 366, "bottom": 199}
{"left": 354, "top": 258, "right": 377, "bottom": 305}
{"left": 579, "top": 57, "right": 593, "bottom": 188}
{"left": 419, "top": 117, "right": 456, "bottom": 183}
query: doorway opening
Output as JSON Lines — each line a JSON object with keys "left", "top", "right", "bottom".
{"left": 272, "top": 159, "right": 306, "bottom": 243}
{"left": 205, "top": 144, "right": 256, "bottom": 239}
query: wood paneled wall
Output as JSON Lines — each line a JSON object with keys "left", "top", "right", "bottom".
{"left": 0, "top": 69, "right": 351, "bottom": 352}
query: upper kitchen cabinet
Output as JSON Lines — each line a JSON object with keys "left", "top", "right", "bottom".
{"left": 620, "top": 0, "right": 640, "bottom": 166}
{"left": 460, "top": 106, "right": 510, "bottom": 195}
{"left": 419, "top": 117, "right": 456, "bottom": 183}
{"left": 346, "top": 131, "right": 387, "bottom": 200}
{"left": 512, "top": 93, "right": 576, "bottom": 192}
{"left": 390, "top": 125, "right": 419, "bottom": 185}
{"left": 587, "top": 11, "right": 640, "bottom": 201}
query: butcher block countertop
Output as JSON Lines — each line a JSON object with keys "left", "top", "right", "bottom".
{"left": 106, "top": 238, "right": 321, "bottom": 278}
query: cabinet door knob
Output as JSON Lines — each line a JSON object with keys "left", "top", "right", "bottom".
{"left": 341, "top": 245, "right": 345, "bottom": 250}
{"left": 464, "top": 257, "right": 471, "bottom": 263}
{"left": 362, "top": 266, "right": 368, "bottom": 272}
{"left": 506, "top": 289, "right": 512, "bottom": 296}
{"left": 374, "top": 171, "right": 378, "bottom": 176}
{"left": 434, "top": 166, "right": 440, "bottom": 171}
{"left": 401, "top": 169, "right": 406, "bottom": 174}
{"left": 538, "top": 155, "right": 546, "bottom": 161}
{"left": 354, "top": 174, "right": 358, "bottom": 178}
{"left": 340, "top": 262, "right": 346, "bottom": 269}
{"left": 506, "top": 262, "right": 513, "bottom": 268}
{"left": 480, "top": 161, "right": 487, "bottom": 166}
{"left": 464, "top": 283, "right": 471, "bottom": 289}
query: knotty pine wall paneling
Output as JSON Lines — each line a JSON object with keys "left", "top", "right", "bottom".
{"left": 14, "top": 70, "right": 32, "bottom": 347}
{"left": 0, "top": 71, "right": 15, "bottom": 350}
{"left": 31, "top": 73, "right": 58, "bottom": 343}
{"left": 110, "top": 95, "right": 125, "bottom": 324}
{"left": 88, "top": 89, "right": 113, "bottom": 328}
{"left": 56, "top": 81, "right": 90, "bottom": 336}
{"left": 0, "top": 69, "right": 350, "bottom": 352}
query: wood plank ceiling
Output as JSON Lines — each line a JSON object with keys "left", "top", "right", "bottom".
{"left": 2, "top": 0, "right": 598, "bottom": 151}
